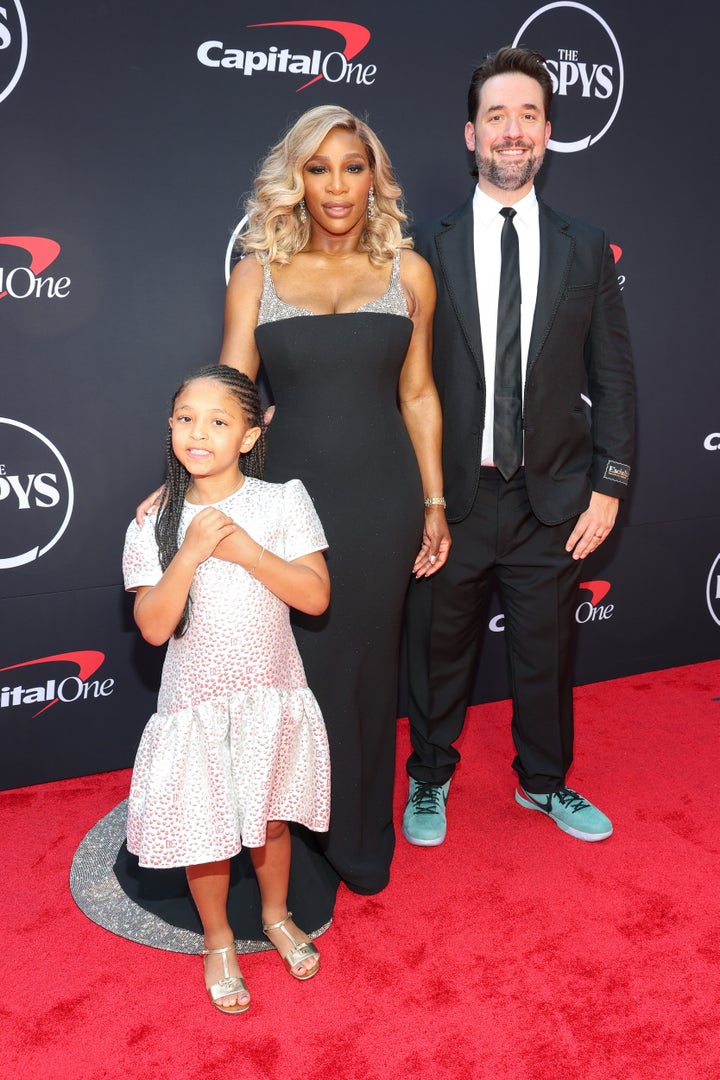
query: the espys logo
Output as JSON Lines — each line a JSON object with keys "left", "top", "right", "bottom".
{"left": 514, "top": 2, "right": 624, "bottom": 153}
{"left": 197, "top": 20, "right": 376, "bottom": 90}
{"left": 0, "top": 651, "right": 115, "bottom": 718}
{"left": 0, "top": 418, "right": 74, "bottom": 569}
{"left": 489, "top": 579, "right": 614, "bottom": 631}
{"left": 707, "top": 555, "right": 720, "bottom": 627}
{"left": 704, "top": 432, "right": 720, "bottom": 451}
{"left": 225, "top": 218, "right": 247, "bottom": 284}
{"left": 0, "top": 236, "right": 71, "bottom": 300}
{"left": 0, "top": 2, "right": 27, "bottom": 106}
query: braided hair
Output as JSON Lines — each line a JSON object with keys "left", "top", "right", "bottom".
{"left": 155, "top": 364, "right": 266, "bottom": 637}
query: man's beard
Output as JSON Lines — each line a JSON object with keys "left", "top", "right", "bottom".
{"left": 475, "top": 144, "right": 544, "bottom": 191}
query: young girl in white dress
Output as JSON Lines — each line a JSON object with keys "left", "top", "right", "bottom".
{"left": 122, "top": 364, "right": 331, "bottom": 1015}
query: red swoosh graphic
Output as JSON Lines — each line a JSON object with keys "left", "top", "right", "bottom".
{"left": 0, "top": 650, "right": 105, "bottom": 717}
{"left": 0, "top": 236, "right": 61, "bottom": 299}
{"left": 579, "top": 580, "right": 611, "bottom": 606}
{"left": 248, "top": 20, "right": 371, "bottom": 91}
{"left": 609, "top": 244, "right": 622, "bottom": 263}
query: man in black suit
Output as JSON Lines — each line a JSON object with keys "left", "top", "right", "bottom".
{"left": 403, "top": 46, "right": 635, "bottom": 846}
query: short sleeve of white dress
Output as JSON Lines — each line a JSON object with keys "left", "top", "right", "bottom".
{"left": 122, "top": 515, "right": 163, "bottom": 592}
{"left": 280, "top": 479, "right": 328, "bottom": 561}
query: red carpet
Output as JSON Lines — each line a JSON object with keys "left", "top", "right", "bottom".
{"left": 1, "top": 661, "right": 719, "bottom": 1079}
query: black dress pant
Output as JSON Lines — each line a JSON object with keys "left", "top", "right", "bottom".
{"left": 406, "top": 468, "right": 583, "bottom": 794}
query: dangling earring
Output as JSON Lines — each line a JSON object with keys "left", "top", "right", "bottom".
{"left": 367, "top": 188, "right": 375, "bottom": 219}
{"left": 298, "top": 199, "right": 307, "bottom": 224}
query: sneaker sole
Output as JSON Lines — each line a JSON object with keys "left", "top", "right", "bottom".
{"left": 401, "top": 823, "right": 446, "bottom": 847}
{"left": 514, "top": 789, "right": 613, "bottom": 842}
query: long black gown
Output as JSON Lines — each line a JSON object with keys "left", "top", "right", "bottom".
{"left": 71, "top": 253, "right": 422, "bottom": 949}
{"left": 255, "top": 253, "right": 423, "bottom": 894}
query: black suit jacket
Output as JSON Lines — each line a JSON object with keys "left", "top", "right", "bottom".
{"left": 414, "top": 194, "right": 635, "bottom": 526}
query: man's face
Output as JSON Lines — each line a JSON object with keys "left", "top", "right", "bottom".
{"left": 465, "top": 72, "right": 551, "bottom": 200}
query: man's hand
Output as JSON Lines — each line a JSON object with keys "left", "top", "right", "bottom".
{"left": 565, "top": 491, "right": 619, "bottom": 560}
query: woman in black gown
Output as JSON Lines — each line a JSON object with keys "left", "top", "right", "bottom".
{"left": 219, "top": 105, "right": 450, "bottom": 896}
{"left": 75, "top": 106, "right": 448, "bottom": 958}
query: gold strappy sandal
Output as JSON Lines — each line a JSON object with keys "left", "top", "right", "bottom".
{"left": 262, "top": 912, "right": 320, "bottom": 981}
{"left": 202, "top": 944, "right": 251, "bottom": 1014}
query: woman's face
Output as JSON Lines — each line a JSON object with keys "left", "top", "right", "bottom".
{"left": 302, "top": 128, "right": 373, "bottom": 239}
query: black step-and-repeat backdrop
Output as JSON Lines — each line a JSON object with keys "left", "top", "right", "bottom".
{"left": 2, "top": 2, "right": 719, "bottom": 789}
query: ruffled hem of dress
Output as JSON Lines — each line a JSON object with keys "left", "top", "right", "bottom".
{"left": 127, "top": 685, "right": 331, "bottom": 867}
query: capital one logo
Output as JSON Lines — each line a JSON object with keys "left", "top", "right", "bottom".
{"left": 575, "top": 579, "right": 614, "bottom": 624}
{"left": 0, "top": 1, "right": 27, "bottom": 105}
{"left": 488, "top": 579, "right": 614, "bottom": 631}
{"left": 0, "top": 418, "right": 74, "bottom": 569}
{"left": 0, "top": 236, "right": 71, "bottom": 300}
{"left": 610, "top": 243, "right": 626, "bottom": 291}
{"left": 707, "top": 555, "right": 720, "bottom": 627}
{"left": 197, "top": 20, "right": 376, "bottom": 90}
{"left": 704, "top": 432, "right": 720, "bottom": 451}
{"left": 0, "top": 651, "right": 114, "bottom": 718}
{"left": 514, "top": 2, "right": 624, "bottom": 153}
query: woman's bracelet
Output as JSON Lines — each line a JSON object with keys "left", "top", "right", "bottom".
{"left": 249, "top": 546, "right": 265, "bottom": 575}
{"left": 424, "top": 496, "right": 446, "bottom": 508}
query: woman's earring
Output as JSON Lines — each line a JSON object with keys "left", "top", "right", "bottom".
{"left": 367, "top": 188, "right": 375, "bottom": 219}
{"left": 298, "top": 199, "right": 307, "bottom": 224}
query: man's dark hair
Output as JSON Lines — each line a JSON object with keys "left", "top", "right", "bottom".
{"left": 467, "top": 46, "right": 553, "bottom": 124}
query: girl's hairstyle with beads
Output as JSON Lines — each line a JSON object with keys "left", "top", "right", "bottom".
{"left": 155, "top": 364, "right": 266, "bottom": 637}
{"left": 239, "top": 104, "right": 412, "bottom": 268}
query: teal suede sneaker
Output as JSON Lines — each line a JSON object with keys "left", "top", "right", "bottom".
{"left": 515, "top": 785, "right": 613, "bottom": 841}
{"left": 402, "top": 778, "right": 451, "bottom": 846}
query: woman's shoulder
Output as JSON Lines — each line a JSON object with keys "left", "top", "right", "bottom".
{"left": 227, "top": 252, "right": 265, "bottom": 293}
{"left": 398, "top": 248, "right": 436, "bottom": 314}
{"left": 398, "top": 246, "right": 433, "bottom": 279}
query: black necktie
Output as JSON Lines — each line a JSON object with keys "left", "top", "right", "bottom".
{"left": 494, "top": 207, "right": 522, "bottom": 481}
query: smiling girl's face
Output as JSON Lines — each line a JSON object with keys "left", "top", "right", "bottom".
{"left": 170, "top": 378, "right": 261, "bottom": 498}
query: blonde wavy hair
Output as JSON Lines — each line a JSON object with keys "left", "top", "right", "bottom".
{"left": 239, "top": 105, "right": 412, "bottom": 267}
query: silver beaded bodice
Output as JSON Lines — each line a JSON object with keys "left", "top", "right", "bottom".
{"left": 257, "top": 249, "right": 409, "bottom": 324}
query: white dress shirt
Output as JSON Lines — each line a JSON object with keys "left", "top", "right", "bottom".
{"left": 472, "top": 185, "right": 541, "bottom": 465}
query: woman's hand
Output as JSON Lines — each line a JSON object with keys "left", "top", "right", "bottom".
{"left": 413, "top": 507, "right": 451, "bottom": 578}
{"left": 135, "top": 486, "right": 163, "bottom": 526}
{"left": 397, "top": 251, "right": 450, "bottom": 580}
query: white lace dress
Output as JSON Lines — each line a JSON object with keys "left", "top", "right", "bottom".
{"left": 122, "top": 477, "right": 331, "bottom": 869}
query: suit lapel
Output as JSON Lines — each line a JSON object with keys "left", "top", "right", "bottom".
{"left": 435, "top": 197, "right": 484, "bottom": 373}
{"left": 528, "top": 202, "right": 574, "bottom": 374}
{"left": 432, "top": 197, "right": 574, "bottom": 379}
